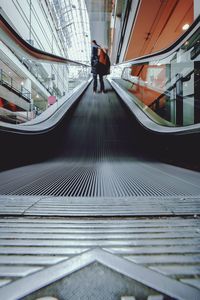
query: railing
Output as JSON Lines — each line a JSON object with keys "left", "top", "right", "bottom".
{"left": 148, "top": 70, "right": 195, "bottom": 123}
{"left": 109, "top": 15, "right": 200, "bottom": 127}
{"left": 0, "top": 69, "right": 31, "bottom": 102}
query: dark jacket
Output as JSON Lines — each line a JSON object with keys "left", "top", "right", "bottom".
{"left": 91, "top": 45, "right": 99, "bottom": 74}
{"left": 91, "top": 46, "right": 111, "bottom": 76}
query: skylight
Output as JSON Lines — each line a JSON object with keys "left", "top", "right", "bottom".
{"left": 49, "top": 0, "right": 91, "bottom": 63}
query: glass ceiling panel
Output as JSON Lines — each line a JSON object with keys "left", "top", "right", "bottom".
{"left": 49, "top": 0, "right": 91, "bottom": 64}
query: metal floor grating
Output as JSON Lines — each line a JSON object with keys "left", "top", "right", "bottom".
{"left": 0, "top": 195, "right": 200, "bottom": 216}
{"left": 0, "top": 160, "right": 200, "bottom": 197}
{"left": 0, "top": 217, "right": 200, "bottom": 299}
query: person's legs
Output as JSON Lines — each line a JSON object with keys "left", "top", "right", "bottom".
{"left": 93, "top": 74, "right": 97, "bottom": 93}
{"left": 99, "top": 74, "right": 105, "bottom": 92}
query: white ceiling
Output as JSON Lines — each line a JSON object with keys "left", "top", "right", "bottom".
{"left": 85, "top": 0, "right": 112, "bottom": 49}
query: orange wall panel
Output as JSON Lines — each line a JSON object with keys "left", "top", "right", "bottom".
{"left": 125, "top": 0, "right": 193, "bottom": 60}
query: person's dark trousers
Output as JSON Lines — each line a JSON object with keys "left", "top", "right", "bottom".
{"left": 93, "top": 74, "right": 97, "bottom": 92}
{"left": 99, "top": 74, "right": 105, "bottom": 92}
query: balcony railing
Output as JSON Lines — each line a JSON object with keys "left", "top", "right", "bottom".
{"left": 0, "top": 69, "right": 31, "bottom": 102}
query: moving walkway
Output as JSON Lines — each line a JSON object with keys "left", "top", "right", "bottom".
{"left": 0, "top": 13, "right": 200, "bottom": 300}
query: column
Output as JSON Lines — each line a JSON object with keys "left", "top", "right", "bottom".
{"left": 194, "top": 61, "right": 200, "bottom": 123}
{"left": 194, "top": 0, "right": 200, "bottom": 19}
{"left": 176, "top": 73, "right": 183, "bottom": 126}
{"left": 23, "top": 78, "right": 32, "bottom": 103}
{"left": 22, "top": 78, "right": 32, "bottom": 118}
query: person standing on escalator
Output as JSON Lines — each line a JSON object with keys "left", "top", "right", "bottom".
{"left": 91, "top": 40, "right": 110, "bottom": 94}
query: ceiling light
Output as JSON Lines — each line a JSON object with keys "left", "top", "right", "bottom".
{"left": 182, "top": 24, "right": 190, "bottom": 31}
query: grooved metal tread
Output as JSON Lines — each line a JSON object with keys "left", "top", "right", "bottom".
{"left": 0, "top": 195, "right": 200, "bottom": 216}
{"left": 0, "top": 161, "right": 200, "bottom": 197}
{"left": 0, "top": 217, "right": 199, "bottom": 300}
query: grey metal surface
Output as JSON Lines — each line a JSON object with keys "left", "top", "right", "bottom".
{"left": 147, "top": 296, "right": 164, "bottom": 300}
{"left": 0, "top": 195, "right": 200, "bottom": 216}
{"left": 0, "top": 266, "right": 42, "bottom": 277}
{"left": 0, "top": 279, "right": 11, "bottom": 287}
{"left": 0, "top": 161, "right": 200, "bottom": 197}
{"left": 121, "top": 297, "right": 136, "bottom": 300}
{"left": 21, "top": 262, "right": 164, "bottom": 300}
{"left": 0, "top": 217, "right": 199, "bottom": 299}
{"left": 9, "top": 261, "right": 164, "bottom": 300}
{"left": 181, "top": 279, "right": 200, "bottom": 289}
